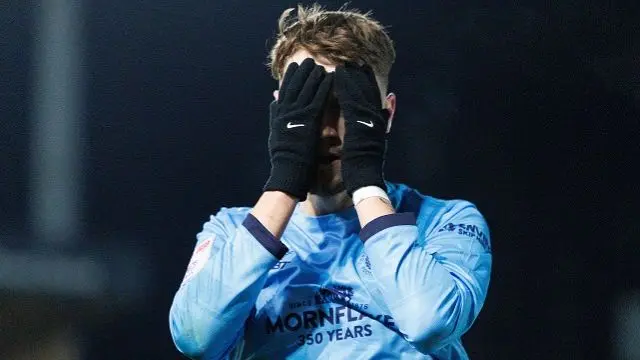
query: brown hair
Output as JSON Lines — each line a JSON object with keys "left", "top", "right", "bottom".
{"left": 267, "top": 3, "right": 396, "bottom": 90}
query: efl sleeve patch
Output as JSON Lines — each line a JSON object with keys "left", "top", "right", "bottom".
{"left": 181, "top": 236, "right": 214, "bottom": 285}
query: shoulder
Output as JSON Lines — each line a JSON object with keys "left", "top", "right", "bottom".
{"left": 422, "top": 196, "right": 486, "bottom": 227}
{"left": 212, "top": 206, "right": 252, "bottom": 225}
{"left": 387, "top": 182, "right": 485, "bottom": 220}
{"left": 386, "top": 182, "right": 490, "bottom": 249}
{"left": 196, "top": 206, "right": 252, "bottom": 240}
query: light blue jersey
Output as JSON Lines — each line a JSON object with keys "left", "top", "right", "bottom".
{"left": 170, "top": 183, "right": 492, "bottom": 359}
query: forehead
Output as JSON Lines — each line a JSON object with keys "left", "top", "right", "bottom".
{"left": 282, "top": 49, "right": 337, "bottom": 76}
{"left": 279, "top": 49, "right": 387, "bottom": 96}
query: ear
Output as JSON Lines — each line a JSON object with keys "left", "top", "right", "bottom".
{"left": 384, "top": 93, "right": 397, "bottom": 134}
{"left": 273, "top": 90, "right": 279, "bottom": 101}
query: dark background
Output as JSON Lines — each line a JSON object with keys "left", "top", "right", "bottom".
{"left": 3, "top": 1, "right": 639, "bottom": 359}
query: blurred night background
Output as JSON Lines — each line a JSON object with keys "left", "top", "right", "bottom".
{"left": 2, "top": 0, "right": 639, "bottom": 359}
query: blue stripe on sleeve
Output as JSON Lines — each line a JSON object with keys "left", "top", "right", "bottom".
{"left": 242, "top": 214, "right": 289, "bottom": 259}
{"left": 359, "top": 212, "right": 416, "bottom": 242}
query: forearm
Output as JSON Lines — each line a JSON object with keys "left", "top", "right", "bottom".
{"left": 170, "top": 222, "right": 281, "bottom": 358}
{"left": 360, "top": 207, "right": 492, "bottom": 352}
{"left": 250, "top": 190, "right": 298, "bottom": 238}
{"left": 361, "top": 222, "right": 464, "bottom": 351}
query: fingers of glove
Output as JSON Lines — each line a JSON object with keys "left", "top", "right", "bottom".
{"left": 345, "top": 62, "right": 382, "bottom": 106}
{"left": 361, "top": 64, "right": 382, "bottom": 99}
{"left": 347, "top": 62, "right": 377, "bottom": 87}
{"left": 268, "top": 100, "right": 278, "bottom": 126}
{"left": 334, "top": 65, "right": 353, "bottom": 101}
{"left": 358, "top": 64, "right": 380, "bottom": 104}
{"left": 282, "top": 58, "right": 317, "bottom": 104}
{"left": 335, "top": 64, "right": 368, "bottom": 107}
{"left": 279, "top": 62, "right": 299, "bottom": 103}
{"left": 310, "top": 72, "right": 335, "bottom": 109}
{"left": 296, "top": 65, "right": 327, "bottom": 105}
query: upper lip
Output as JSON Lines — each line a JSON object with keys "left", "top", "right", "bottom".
{"left": 318, "top": 137, "right": 341, "bottom": 152}
{"left": 318, "top": 149, "right": 341, "bottom": 158}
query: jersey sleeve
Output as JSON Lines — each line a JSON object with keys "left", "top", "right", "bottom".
{"left": 169, "top": 210, "right": 288, "bottom": 359}
{"left": 360, "top": 201, "right": 492, "bottom": 353}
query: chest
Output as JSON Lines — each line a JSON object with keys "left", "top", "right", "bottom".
{"left": 240, "top": 243, "right": 399, "bottom": 357}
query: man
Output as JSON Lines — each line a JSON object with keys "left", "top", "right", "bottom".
{"left": 169, "top": 4, "right": 492, "bottom": 359}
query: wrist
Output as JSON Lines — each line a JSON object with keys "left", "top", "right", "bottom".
{"left": 250, "top": 191, "right": 298, "bottom": 239}
{"left": 342, "top": 158, "right": 385, "bottom": 196}
{"left": 352, "top": 186, "right": 390, "bottom": 206}
{"left": 264, "top": 160, "right": 312, "bottom": 201}
{"left": 344, "top": 171, "right": 385, "bottom": 197}
{"left": 352, "top": 188, "right": 394, "bottom": 227}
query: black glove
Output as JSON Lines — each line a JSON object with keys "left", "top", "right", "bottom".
{"left": 335, "top": 62, "right": 388, "bottom": 196}
{"left": 263, "top": 58, "right": 334, "bottom": 200}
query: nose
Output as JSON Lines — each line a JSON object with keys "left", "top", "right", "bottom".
{"left": 320, "top": 94, "right": 341, "bottom": 137}
{"left": 320, "top": 110, "right": 339, "bottom": 137}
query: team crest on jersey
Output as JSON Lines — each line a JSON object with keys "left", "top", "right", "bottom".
{"left": 181, "top": 236, "right": 214, "bottom": 286}
{"left": 356, "top": 253, "right": 374, "bottom": 280}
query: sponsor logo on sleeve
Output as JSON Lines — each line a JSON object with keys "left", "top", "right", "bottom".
{"left": 181, "top": 236, "right": 214, "bottom": 285}
{"left": 438, "top": 222, "right": 491, "bottom": 250}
